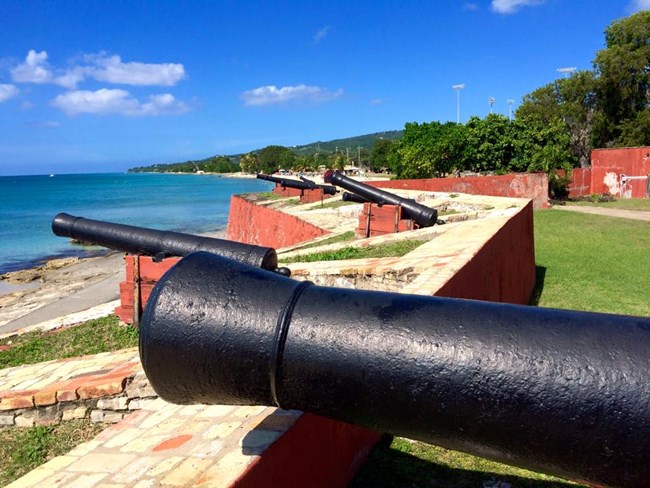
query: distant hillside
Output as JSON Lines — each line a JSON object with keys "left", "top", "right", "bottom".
{"left": 290, "top": 130, "right": 403, "bottom": 155}
{"left": 128, "top": 130, "right": 403, "bottom": 173}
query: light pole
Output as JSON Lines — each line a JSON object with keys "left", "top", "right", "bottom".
{"left": 452, "top": 84, "right": 465, "bottom": 124}
{"left": 507, "top": 99, "right": 515, "bottom": 119}
{"left": 556, "top": 67, "right": 576, "bottom": 78}
{"left": 488, "top": 97, "right": 495, "bottom": 114}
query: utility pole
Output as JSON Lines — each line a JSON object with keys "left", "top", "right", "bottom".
{"left": 507, "top": 99, "right": 515, "bottom": 120}
{"left": 489, "top": 97, "right": 495, "bottom": 114}
{"left": 452, "top": 84, "right": 465, "bottom": 124}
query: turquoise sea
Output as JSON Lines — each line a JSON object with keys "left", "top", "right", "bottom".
{"left": 0, "top": 173, "right": 273, "bottom": 274}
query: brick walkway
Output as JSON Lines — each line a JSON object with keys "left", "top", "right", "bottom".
{"left": 1, "top": 349, "right": 302, "bottom": 488}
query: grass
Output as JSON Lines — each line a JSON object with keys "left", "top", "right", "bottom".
{"left": 293, "top": 231, "right": 356, "bottom": 250}
{"left": 308, "top": 199, "right": 358, "bottom": 210}
{"left": 0, "top": 315, "right": 139, "bottom": 369}
{"left": 532, "top": 209, "right": 650, "bottom": 316}
{"left": 280, "top": 239, "right": 426, "bottom": 264}
{"left": 565, "top": 198, "right": 650, "bottom": 211}
{"left": 0, "top": 420, "right": 105, "bottom": 486}
{"left": 352, "top": 436, "right": 578, "bottom": 488}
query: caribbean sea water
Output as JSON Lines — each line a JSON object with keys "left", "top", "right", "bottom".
{"left": 0, "top": 172, "right": 273, "bottom": 273}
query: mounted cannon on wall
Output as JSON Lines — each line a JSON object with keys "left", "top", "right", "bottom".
{"left": 52, "top": 213, "right": 288, "bottom": 325}
{"left": 256, "top": 173, "right": 337, "bottom": 203}
{"left": 139, "top": 251, "right": 650, "bottom": 488}
{"left": 324, "top": 170, "right": 442, "bottom": 237}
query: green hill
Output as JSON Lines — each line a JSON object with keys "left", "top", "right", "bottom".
{"left": 128, "top": 130, "right": 402, "bottom": 173}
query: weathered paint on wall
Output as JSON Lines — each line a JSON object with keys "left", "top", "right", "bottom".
{"left": 226, "top": 195, "right": 330, "bottom": 248}
{"left": 368, "top": 173, "right": 549, "bottom": 209}
{"left": 591, "top": 147, "right": 650, "bottom": 198}
{"left": 566, "top": 168, "right": 592, "bottom": 197}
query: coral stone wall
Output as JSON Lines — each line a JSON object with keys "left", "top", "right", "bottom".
{"left": 566, "top": 168, "right": 592, "bottom": 197}
{"left": 591, "top": 147, "right": 650, "bottom": 198}
{"left": 368, "top": 173, "right": 549, "bottom": 209}
{"left": 226, "top": 195, "right": 330, "bottom": 248}
{"left": 434, "top": 202, "right": 536, "bottom": 305}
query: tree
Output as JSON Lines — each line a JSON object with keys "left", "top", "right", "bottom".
{"left": 239, "top": 152, "right": 260, "bottom": 173}
{"left": 461, "top": 114, "right": 516, "bottom": 173}
{"left": 594, "top": 10, "right": 650, "bottom": 147}
{"left": 369, "top": 139, "right": 393, "bottom": 172}
{"left": 258, "top": 145, "right": 296, "bottom": 174}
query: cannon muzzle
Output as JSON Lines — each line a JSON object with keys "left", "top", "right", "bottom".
{"left": 52, "top": 212, "right": 279, "bottom": 272}
{"left": 341, "top": 191, "right": 371, "bottom": 204}
{"left": 140, "top": 252, "right": 650, "bottom": 488}
{"left": 324, "top": 170, "right": 438, "bottom": 227}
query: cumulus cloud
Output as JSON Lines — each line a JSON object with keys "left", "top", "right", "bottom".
{"left": 11, "top": 50, "right": 185, "bottom": 89}
{"left": 241, "top": 84, "right": 343, "bottom": 106}
{"left": 83, "top": 53, "right": 186, "bottom": 86}
{"left": 11, "top": 50, "right": 53, "bottom": 84}
{"left": 314, "top": 26, "right": 331, "bottom": 43}
{"left": 491, "top": 0, "right": 546, "bottom": 14}
{"left": 0, "top": 84, "right": 19, "bottom": 102}
{"left": 628, "top": 0, "right": 650, "bottom": 12}
{"left": 51, "top": 89, "right": 189, "bottom": 116}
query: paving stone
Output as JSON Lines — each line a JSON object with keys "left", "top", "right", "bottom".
{"left": 61, "top": 406, "right": 89, "bottom": 421}
{"left": 65, "top": 473, "right": 108, "bottom": 488}
{"left": 127, "top": 398, "right": 158, "bottom": 410}
{"left": 77, "top": 377, "right": 126, "bottom": 399}
{"left": 104, "top": 427, "right": 146, "bottom": 449}
{"left": 203, "top": 421, "right": 242, "bottom": 440}
{"left": 56, "top": 386, "right": 79, "bottom": 402}
{"left": 0, "top": 413, "right": 15, "bottom": 426}
{"left": 133, "top": 480, "right": 156, "bottom": 488}
{"left": 110, "top": 456, "right": 156, "bottom": 483}
{"left": 119, "top": 434, "right": 168, "bottom": 453}
{"left": 146, "top": 456, "right": 184, "bottom": 477}
{"left": 96, "top": 484, "right": 128, "bottom": 488}
{"left": 97, "top": 397, "right": 128, "bottom": 410}
{"left": 90, "top": 409, "right": 105, "bottom": 422}
{"left": 240, "top": 430, "right": 281, "bottom": 454}
{"left": 0, "top": 395, "right": 34, "bottom": 410}
{"left": 14, "top": 413, "right": 35, "bottom": 427}
{"left": 33, "top": 389, "right": 57, "bottom": 406}
{"left": 197, "top": 405, "right": 234, "bottom": 418}
{"left": 103, "top": 412, "right": 126, "bottom": 423}
{"left": 40, "top": 455, "right": 78, "bottom": 471}
{"left": 152, "top": 434, "right": 193, "bottom": 452}
{"left": 67, "top": 453, "right": 137, "bottom": 473}
{"left": 4, "top": 467, "right": 54, "bottom": 488}
{"left": 159, "top": 457, "right": 214, "bottom": 486}
{"left": 189, "top": 439, "right": 224, "bottom": 458}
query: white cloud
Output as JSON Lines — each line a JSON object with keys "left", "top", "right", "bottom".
{"left": 241, "top": 84, "right": 343, "bottom": 106}
{"left": 84, "top": 53, "right": 186, "bottom": 86}
{"left": 11, "top": 50, "right": 186, "bottom": 89}
{"left": 0, "top": 84, "right": 19, "bottom": 102}
{"left": 11, "top": 50, "right": 53, "bottom": 84}
{"left": 51, "top": 89, "right": 189, "bottom": 116}
{"left": 491, "top": 0, "right": 546, "bottom": 14}
{"left": 463, "top": 3, "right": 479, "bottom": 11}
{"left": 628, "top": 0, "right": 650, "bottom": 12}
{"left": 314, "top": 26, "right": 331, "bottom": 43}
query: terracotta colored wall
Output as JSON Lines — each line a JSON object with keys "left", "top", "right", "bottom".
{"left": 369, "top": 173, "right": 549, "bottom": 209}
{"left": 435, "top": 202, "right": 536, "bottom": 306}
{"left": 566, "top": 168, "right": 592, "bottom": 197}
{"left": 591, "top": 147, "right": 650, "bottom": 198}
{"left": 226, "top": 195, "right": 330, "bottom": 248}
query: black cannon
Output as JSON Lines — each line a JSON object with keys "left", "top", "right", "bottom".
{"left": 256, "top": 173, "right": 337, "bottom": 195}
{"left": 341, "top": 191, "right": 371, "bottom": 204}
{"left": 140, "top": 252, "right": 650, "bottom": 488}
{"left": 324, "top": 170, "right": 438, "bottom": 227}
{"left": 52, "top": 212, "right": 281, "bottom": 272}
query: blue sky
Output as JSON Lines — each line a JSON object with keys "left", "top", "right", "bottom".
{"left": 0, "top": 0, "right": 648, "bottom": 176}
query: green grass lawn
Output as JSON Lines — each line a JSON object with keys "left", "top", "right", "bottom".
{"left": 533, "top": 209, "right": 650, "bottom": 316}
{"left": 0, "top": 315, "right": 138, "bottom": 369}
{"left": 565, "top": 198, "right": 650, "bottom": 211}
{"left": 280, "top": 239, "right": 426, "bottom": 264}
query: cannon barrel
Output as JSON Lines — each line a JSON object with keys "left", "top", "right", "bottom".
{"left": 324, "top": 170, "right": 438, "bottom": 227}
{"left": 257, "top": 173, "right": 337, "bottom": 195}
{"left": 341, "top": 191, "right": 371, "bottom": 204}
{"left": 140, "top": 252, "right": 650, "bottom": 488}
{"left": 298, "top": 175, "right": 338, "bottom": 195}
{"left": 52, "top": 213, "right": 279, "bottom": 271}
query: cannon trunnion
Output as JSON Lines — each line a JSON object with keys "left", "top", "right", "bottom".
{"left": 140, "top": 252, "right": 650, "bottom": 488}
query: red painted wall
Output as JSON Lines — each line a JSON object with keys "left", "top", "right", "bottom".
{"left": 434, "top": 202, "right": 536, "bottom": 305}
{"left": 368, "top": 173, "right": 549, "bottom": 209}
{"left": 227, "top": 195, "right": 330, "bottom": 248}
{"left": 566, "top": 168, "right": 592, "bottom": 197}
{"left": 591, "top": 147, "right": 650, "bottom": 198}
